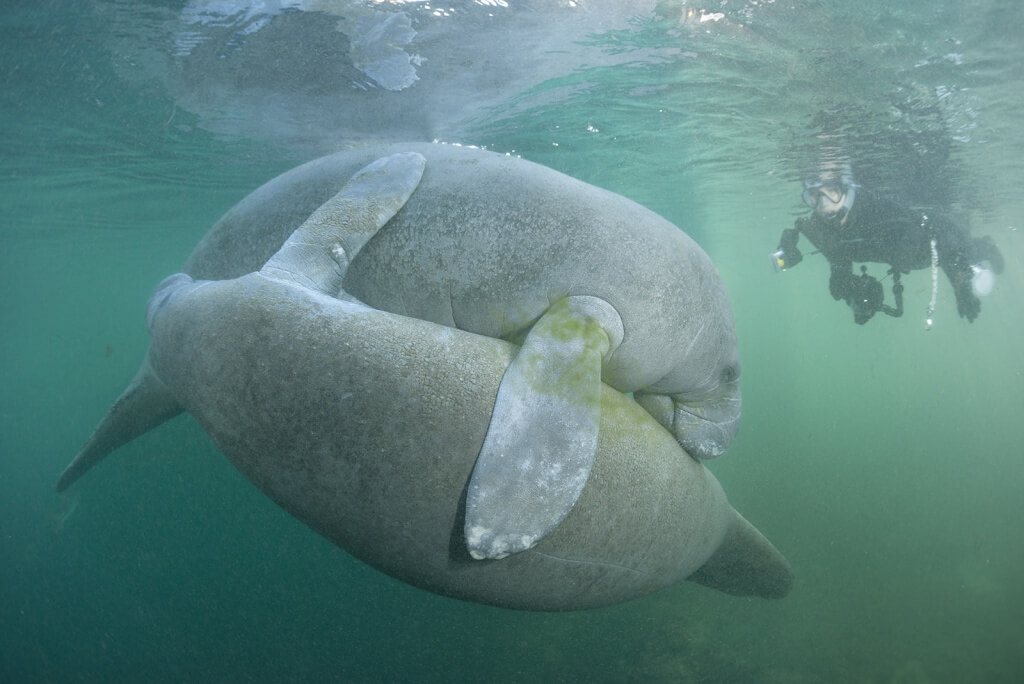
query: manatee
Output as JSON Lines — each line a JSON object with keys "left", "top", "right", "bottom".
{"left": 56, "top": 145, "right": 790, "bottom": 607}
{"left": 57, "top": 143, "right": 750, "bottom": 569}
{"left": 134, "top": 180, "right": 792, "bottom": 609}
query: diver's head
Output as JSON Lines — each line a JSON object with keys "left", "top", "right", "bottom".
{"left": 803, "top": 182, "right": 845, "bottom": 215}
{"left": 802, "top": 177, "right": 856, "bottom": 221}
{"left": 802, "top": 161, "right": 857, "bottom": 220}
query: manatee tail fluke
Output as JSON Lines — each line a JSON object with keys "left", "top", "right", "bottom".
{"left": 687, "top": 508, "right": 794, "bottom": 599}
{"left": 56, "top": 355, "right": 182, "bottom": 492}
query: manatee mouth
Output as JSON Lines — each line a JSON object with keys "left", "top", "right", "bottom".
{"left": 634, "top": 386, "right": 741, "bottom": 460}
{"left": 672, "top": 401, "right": 740, "bottom": 459}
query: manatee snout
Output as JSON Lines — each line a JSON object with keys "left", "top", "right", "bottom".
{"left": 634, "top": 378, "right": 741, "bottom": 459}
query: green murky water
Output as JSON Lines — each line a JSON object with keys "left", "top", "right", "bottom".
{"left": 3, "top": 1, "right": 1022, "bottom": 681}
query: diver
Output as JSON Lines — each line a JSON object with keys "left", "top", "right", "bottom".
{"left": 771, "top": 172, "right": 1004, "bottom": 325}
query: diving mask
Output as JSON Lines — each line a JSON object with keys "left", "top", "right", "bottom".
{"left": 802, "top": 183, "right": 845, "bottom": 214}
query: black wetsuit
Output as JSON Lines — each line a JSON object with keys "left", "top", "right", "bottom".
{"left": 776, "top": 190, "right": 993, "bottom": 323}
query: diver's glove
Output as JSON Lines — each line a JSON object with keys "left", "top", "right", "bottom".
{"left": 771, "top": 228, "right": 803, "bottom": 271}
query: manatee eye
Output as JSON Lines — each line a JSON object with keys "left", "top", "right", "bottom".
{"left": 720, "top": 364, "right": 739, "bottom": 384}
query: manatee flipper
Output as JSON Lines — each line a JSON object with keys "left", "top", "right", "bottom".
{"left": 465, "top": 296, "right": 624, "bottom": 560}
{"left": 261, "top": 152, "right": 426, "bottom": 294}
{"left": 56, "top": 356, "right": 182, "bottom": 492}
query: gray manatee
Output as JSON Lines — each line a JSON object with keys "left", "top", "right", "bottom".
{"left": 137, "top": 195, "right": 792, "bottom": 609}
{"left": 140, "top": 273, "right": 791, "bottom": 609}
{"left": 51, "top": 144, "right": 761, "bottom": 589}
{"left": 191, "top": 144, "right": 739, "bottom": 559}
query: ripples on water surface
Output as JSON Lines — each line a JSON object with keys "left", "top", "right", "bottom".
{"left": 2, "top": 1, "right": 1022, "bottom": 682}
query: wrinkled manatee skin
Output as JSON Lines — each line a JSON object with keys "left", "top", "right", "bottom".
{"left": 149, "top": 274, "right": 790, "bottom": 610}
{"left": 185, "top": 143, "right": 742, "bottom": 460}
